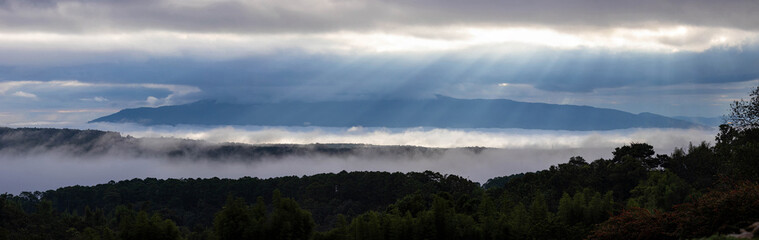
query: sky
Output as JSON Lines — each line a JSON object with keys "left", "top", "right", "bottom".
{"left": 1, "top": 0, "right": 759, "bottom": 126}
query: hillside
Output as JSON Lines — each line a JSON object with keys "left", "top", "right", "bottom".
{"left": 0, "top": 127, "right": 448, "bottom": 160}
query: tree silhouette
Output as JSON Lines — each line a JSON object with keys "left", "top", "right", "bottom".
{"left": 727, "top": 84, "right": 759, "bottom": 130}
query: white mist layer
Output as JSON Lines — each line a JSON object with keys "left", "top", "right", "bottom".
{"left": 87, "top": 123, "right": 717, "bottom": 150}
{"left": 0, "top": 124, "right": 717, "bottom": 194}
{"left": 0, "top": 147, "right": 606, "bottom": 195}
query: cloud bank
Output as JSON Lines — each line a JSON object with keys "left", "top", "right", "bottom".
{"left": 0, "top": 80, "right": 201, "bottom": 126}
{"left": 0, "top": 0, "right": 757, "bottom": 60}
{"left": 0, "top": 0, "right": 758, "bottom": 34}
{"left": 1, "top": 0, "right": 758, "bottom": 125}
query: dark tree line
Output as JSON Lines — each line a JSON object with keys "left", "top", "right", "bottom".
{"left": 38, "top": 171, "right": 478, "bottom": 229}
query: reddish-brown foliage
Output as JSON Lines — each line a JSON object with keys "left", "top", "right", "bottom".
{"left": 589, "top": 182, "right": 759, "bottom": 240}
{"left": 671, "top": 182, "right": 759, "bottom": 238}
{"left": 587, "top": 208, "right": 672, "bottom": 240}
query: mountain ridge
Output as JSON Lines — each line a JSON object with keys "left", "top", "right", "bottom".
{"left": 91, "top": 97, "right": 704, "bottom": 130}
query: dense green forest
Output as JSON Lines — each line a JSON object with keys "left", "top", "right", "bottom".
{"left": 2, "top": 87, "right": 759, "bottom": 239}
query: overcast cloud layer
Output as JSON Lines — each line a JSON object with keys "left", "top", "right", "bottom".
{"left": 1, "top": 0, "right": 758, "bottom": 125}
{"left": 1, "top": 0, "right": 758, "bottom": 33}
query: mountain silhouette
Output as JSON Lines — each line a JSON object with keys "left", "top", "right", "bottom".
{"left": 91, "top": 96, "right": 702, "bottom": 130}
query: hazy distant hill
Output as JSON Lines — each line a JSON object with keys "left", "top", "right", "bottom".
{"left": 91, "top": 96, "right": 703, "bottom": 130}
{"left": 0, "top": 127, "right": 448, "bottom": 160}
{"left": 673, "top": 116, "right": 724, "bottom": 127}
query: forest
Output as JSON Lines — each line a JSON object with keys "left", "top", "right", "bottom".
{"left": 2, "top": 88, "right": 759, "bottom": 239}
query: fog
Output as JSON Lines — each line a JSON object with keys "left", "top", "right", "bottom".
{"left": 89, "top": 123, "right": 716, "bottom": 150}
{"left": 0, "top": 124, "right": 717, "bottom": 194}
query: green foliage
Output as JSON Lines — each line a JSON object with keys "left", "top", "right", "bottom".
{"left": 665, "top": 142, "right": 720, "bottom": 189}
{"left": 715, "top": 125, "right": 759, "bottom": 181}
{"left": 481, "top": 173, "right": 524, "bottom": 189}
{"left": 317, "top": 193, "right": 508, "bottom": 240}
{"left": 557, "top": 189, "right": 614, "bottom": 227}
{"left": 267, "top": 190, "right": 315, "bottom": 240}
{"left": 213, "top": 196, "right": 258, "bottom": 240}
{"left": 716, "top": 83, "right": 759, "bottom": 181}
{"left": 2, "top": 192, "right": 178, "bottom": 240}
{"left": 118, "top": 211, "right": 182, "bottom": 240}
{"left": 212, "top": 190, "right": 314, "bottom": 240}
{"left": 628, "top": 171, "right": 693, "bottom": 211}
{"left": 613, "top": 143, "right": 659, "bottom": 169}
{"left": 43, "top": 171, "right": 479, "bottom": 228}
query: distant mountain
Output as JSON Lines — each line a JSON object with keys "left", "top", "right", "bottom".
{"left": 91, "top": 96, "right": 703, "bottom": 130}
{"left": 673, "top": 116, "right": 724, "bottom": 127}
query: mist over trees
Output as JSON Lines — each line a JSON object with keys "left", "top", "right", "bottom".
{"left": 2, "top": 126, "right": 759, "bottom": 239}
{"left": 2, "top": 85, "right": 759, "bottom": 239}
{"left": 0, "top": 127, "right": 449, "bottom": 161}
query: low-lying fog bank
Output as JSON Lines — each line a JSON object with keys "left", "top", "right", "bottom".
{"left": 0, "top": 124, "right": 717, "bottom": 194}
{"left": 88, "top": 123, "right": 716, "bottom": 150}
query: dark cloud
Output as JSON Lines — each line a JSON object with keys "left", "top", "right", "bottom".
{"left": 1, "top": 43, "right": 757, "bottom": 120}
{"left": 1, "top": 44, "right": 758, "bottom": 101}
{"left": 0, "top": 0, "right": 758, "bottom": 34}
